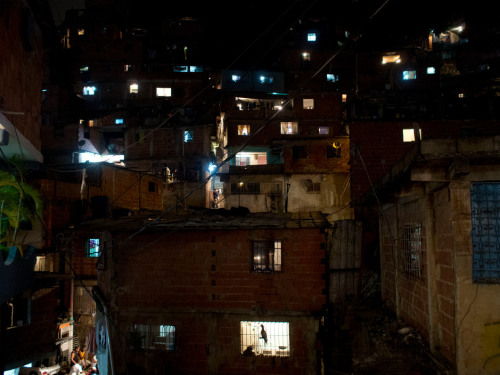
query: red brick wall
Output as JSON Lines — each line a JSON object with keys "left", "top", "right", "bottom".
{"left": 283, "top": 138, "right": 350, "bottom": 174}
{"left": 3, "top": 288, "right": 59, "bottom": 369}
{"left": 100, "top": 226, "right": 326, "bottom": 374}
{"left": 0, "top": 0, "right": 43, "bottom": 151}
{"left": 350, "top": 119, "right": 500, "bottom": 203}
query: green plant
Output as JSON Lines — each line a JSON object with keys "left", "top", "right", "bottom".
{"left": 0, "top": 158, "right": 43, "bottom": 258}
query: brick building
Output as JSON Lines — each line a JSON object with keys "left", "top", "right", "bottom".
{"left": 79, "top": 210, "right": 333, "bottom": 375}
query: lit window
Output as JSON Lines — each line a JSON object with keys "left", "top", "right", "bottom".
{"left": 240, "top": 321, "right": 289, "bottom": 357}
{"left": 326, "top": 74, "right": 339, "bottom": 82}
{"left": 259, "top": 76, "right": 273, "bottom": 84}
{"left": 427, "top": 67, "right": 436, "bottom": 74}
{"left": 184, "top": 130, "right": 193, "bottom": 143}
{"left": 78, "top": 28, "right": 85, "bottom": 35}
{"left": 130, "top": 324, "right": 176, "bottom": 351}
{"left": 403, "top": 70, "right": 417, "bottom": 80}
{"left": 86, "top": 238, "right": 100, "bottom": 258}
{"left": 189, "top": 66, "right": 203, "bottom": 72}
{"left": 318, "top": 127, "right": 329, "bottom": 135}
{"left": 458, "top": 93, "right": 464, "bottom": 98}
{"left": 235, "top": 152, "right": 267, "bottom": 166}
{"left": 124, "top": 64, "right": 135, "bottom": 72}
{"left": 83, "top": 86, "right": 96, "bottom": 95}
{"left": 471, "top": 183, "right": 500, "bottom": 283}
{"left": 156, "top": 87, "right": 172, "bottom": 97}
{"left": 280, "top": 122, "right": 298, "bottom": 135}
{"left": 382, "top": 55, "right": 401, "bottom": 64}
{"left": 115, "top": 118, "right": 124, "bottom": 125}
{"left": 303, "top": 98, "right": 314, "bottom": 109}
{"left": 307, "top": 33, "right": 316, "bottom": 42}
{"left": 231, "top": 182, "right": 260, "bottom": 194}
{"left": 238, "top": 125, "right": 250, "bottom": 136}
{"left": 232, "top": 75, "right": 241, "bottom": 82}
{"left": 88, "top": 120, "right": 94, "bottom": 127}
{"left": 129, "top": 84, "right": 139, "bottom": 94}
{"left": 342, "top": 94, "right": 347, "bottom": 102}
{"left": 252, "top": 240, "right": 282, "bottom": 272}
{"left": 80, "top": 66, "right": 89, "bottom": 73}
{"left": 402, "top": 128, "right": 422, "bottom": 142}
{"left": 34, "top": 256, "right": 47, "bottom": 272}
{"left": 302, "top": 52, "right": 310, "bottom": 61}
{"left": 399, "top": 224, "right": 422, "bottom": 277}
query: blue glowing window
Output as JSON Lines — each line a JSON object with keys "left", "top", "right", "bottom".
{"left": 232, "top": 75, "right": 241, "bottom": 82}
{"left": 184, "top": 130, "right": 193, "bottom": 143}
{"left": 86, "top": 238, "right": 100, "bottom": 258}
{"left": 427, "top": 67, "right": 436, "bottom": 74}
{"left": 403, "top": 70, "right": 417, "bottom": 80}
{"left": 83, "top": 86, "right": 96, "bottom": 95}
{"left": 115, "top": 118, "right": 124, "bottom": 125}
{"left": 307, "top": 33, "right": 316, "bottom": 41}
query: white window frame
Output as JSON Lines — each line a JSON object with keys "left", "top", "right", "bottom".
{"left": 129, "top": 83, "right": 139, "bottom": 94}
{"left": 240, "top": 321, "right": 290, "bottom": 357}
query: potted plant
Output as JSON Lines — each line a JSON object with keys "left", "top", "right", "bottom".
{"left": 0, "top": 158, "right": 43, "bottom": 260}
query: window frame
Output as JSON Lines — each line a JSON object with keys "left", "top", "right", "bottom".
{"left": 280, "top": 122, "right": 298, "bottom": 135}
{"left": 129, "top": 324, "right": 176, "bottom": 351}
{"left": 240, "top": 321, "right": 289, "bottom": 357}
{"left": 399, "top": 224, "right": 422, "bottom": 277}
{"left": 231, "top": 182, "right": 260, "bottom": 195}
{"left": 251, "top": 240, "right": 282, "bottom": 273}
{"left": 86, "top": 238, "right": 101, "bottom": 258}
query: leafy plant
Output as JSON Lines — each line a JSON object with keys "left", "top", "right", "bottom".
{"left": 0, "top": 158, "right": 43, "bottom": 258}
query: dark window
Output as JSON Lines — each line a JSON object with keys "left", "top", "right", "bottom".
{"left": 231, "top": 182, "right": 260, "bottom": 195}
{"left": 129, "top": 324, "right": 175, "bottom": 351}
{"left": 471, "top": 183, "right": 500, "bottom": 283}
{"left": 148, "top": 182, "right": 157, "bottom": 192}
{"left": 307, "top": 182, "right": 321, "bottom": 193}
{"left": 252, "top": 240, "right": 282, "bottom": 272}
{"left": 292, "top": 146, "right": 307, "bottom": 159}
{"left": 399, "top": 224, "right": 422, "bottom": 277}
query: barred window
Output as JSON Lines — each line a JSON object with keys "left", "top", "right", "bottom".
{"left": 231, "top": 182, "right": 260, "bottom": 195}
{"left": 129, "top": 324, "right": 175, "bottom": 351}
{"left": 399, "top": 224, "right": 422, "bottom": 277}
{"left": 74, "top": 286, "right": 96, "bottom": 315}
{"left": 252, "top": 240, "right": 282, "bottom": 272}
{"left": 86, "top": 238, "right": 100, "bottom": 258}
{"left": 240, "top": 321, "right": 290, "bottom": 357}
{"left": 471, "top": 183, "right": 500, "bottom": 283}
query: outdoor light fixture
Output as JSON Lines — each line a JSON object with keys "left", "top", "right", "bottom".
{"left": 208, "top": 163, "right": 217, "bottom": 173}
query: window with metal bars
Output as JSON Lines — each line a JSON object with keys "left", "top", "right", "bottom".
{"left": 129, "top": 324, "right": 176, "bottom": 351}
{"left": 74, "top": 286, "right": 96, "bottom": 315}
{"left": 231, "top": 182, "right": 260, "bottom": 194}
{"left": 399, "top": 224, "right": 422, "bottom": 277}
{"left": 252, "top": 240, "right": 282, "bottom": 272}
{"left": 240, "top": 321, "right": 290, "bottom": 357}
{"left": 471, "top": 183, "right": 500, "bottom": 283}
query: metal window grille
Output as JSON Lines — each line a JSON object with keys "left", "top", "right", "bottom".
{"left": 231, "top": 182, "right": 260, "bottom": 195}
{"left": 130, "top": 324, "right": 175, "bottom": 351}
{"left": 399, "top": 224, "right": 422, "bottom": 277}
{"left": 240, "top": 321, "right": 290, "bottom": 357}
{"left": 74, "top": 286, "right": 96, "bottom": 315}
{"left": 252, "top": 240, "right": 282, "bottom": 272}
{"left": 86, "top": 238, "right": 100, "bottom": 258}
{"left": 471, "top": 183, "right": 500, "bottom": 283}
{"left": 34, "top": 256, "right": 47, "bottom": 272}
